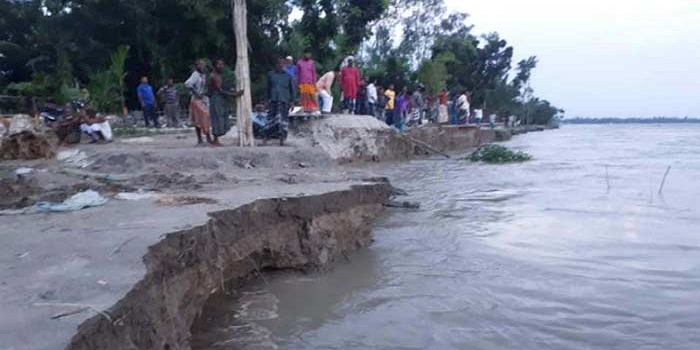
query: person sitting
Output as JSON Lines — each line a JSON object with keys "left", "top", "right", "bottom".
{"left": 80, "top": 108, "right": 113, "bottom": 143}
{"left": 54, "top": 103, "right": 82, "bottom": 146}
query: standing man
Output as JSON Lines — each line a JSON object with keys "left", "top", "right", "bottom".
{"left": 456, "top": 89, "right": 470, "bottom": 124}
{"left": 137, "top": 76, "right": 159, "bottom": 128}
{"left": 284, "top": 56, "right": 296, "bottom": 83}
{"left": 395, "top": 89, "right": 410, "bottom": 131}
{"left": 158, "top": 79, "right": 180, "bottom": 127}
{"left": 340, "top": 59, "right": 360, "bottom": 114}
{"left": 410, "top": 86, "right": 426, "bottom": 126}
{"left": 208, "top": 59, "right": 244, "bottom": 146}
{"left": 384, "top": 84, "right": 396, "bottom": 126}
{"left": 316, "top": 69, "right": 336, "bottom": 114}
{"left": 508, "top": 113, "right": 516, "bottom": 128}
{"left": 295, "top": 53, "right": 319, "bottom": 114}
{"left": 367, "top": 80, "right": 378, "bottom": 117}
{"left": 489, "top": 112, "right": 497, "bottom": 129}
{"left": 355, "top": 79, "right": 368, "bottom": 115}
{"left": 268, "top": 58, "right": 296, "bottom": 141}
{"left": 474, "top": 106, "right": 484, "bottom": 127}
{"left": 438, "top": 88, "right": 449, "bottom": 124}
{"left": 185, "top": 59, "right": 212, "bottom": 145}
{"left": 376, "top": 86, "right": 387, "bottom": 120}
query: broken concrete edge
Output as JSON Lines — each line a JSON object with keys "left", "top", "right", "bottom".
{"left": 66, "top": 182, "right": 392, "bottom": 350}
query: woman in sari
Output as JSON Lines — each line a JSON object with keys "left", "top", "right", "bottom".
{"left": 295, "top": 53, "right": 319, "bottom": 113}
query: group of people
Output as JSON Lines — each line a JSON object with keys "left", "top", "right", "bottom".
{"left": 53, "top": 104, "right": 113, "bottom": 145}
{"left": 52, "top": 53, "right": 518, "bottom": 148}
{"left": 274, "top": 53, "right": 369, "bottom": 116}
{"left": 130, "top": 53, "right": 518, "bottom": 147}
{"left": 136, "top": 76, "right": 181, "bottom": 129}
{"left": 137, "top": 58, "right": 244, "bottom": 146}
{"left": 274, "top": 54, "right": 513, "bottom": 131}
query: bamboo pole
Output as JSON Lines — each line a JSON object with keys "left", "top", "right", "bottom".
{"left": 658, "top": 165, "right": 671, "bottom": 195}
{"left": 232, "top": 0, "right": 254, "bottom": 147}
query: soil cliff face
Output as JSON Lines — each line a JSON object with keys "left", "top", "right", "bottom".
{"left": 67, "top": 183, "right": 391, "bottom": 350}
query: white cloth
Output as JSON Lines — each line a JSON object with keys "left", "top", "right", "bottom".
{"left": 319, "top": 89, "right": 334, "bottom": 113}
{"left": 367, "top": 83, "right": 377, "bottom": 104}
{"left": 474, "top": 109, "right": 483, "bottom": 121}
{"left": 81, "top": 121, "right": 113, "bottom": 141}
{"left": 457, "top": 94, "right": 470, "bottom": 111}
{"left": 438, "top": 105, "right": 449, "bottom": 123}
{"left": 340, "top": 55, "right": 355, "bottom": 70}
{"left": 36, "top": 190, "right": 108, "bottom": 212}
{"left": 489, "top": 114, "right": 496, "bottom": 123}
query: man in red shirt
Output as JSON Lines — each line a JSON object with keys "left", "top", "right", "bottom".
{"left": 340, "top": 58, "right": 360, "bottom": 114}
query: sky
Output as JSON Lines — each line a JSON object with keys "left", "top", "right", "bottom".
{"left": 445, "top": 0, "right": 700, "bottom": 118}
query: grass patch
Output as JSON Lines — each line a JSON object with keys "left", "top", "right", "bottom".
{"left": 469, "top": 144, "right": 532, "bottom": 164}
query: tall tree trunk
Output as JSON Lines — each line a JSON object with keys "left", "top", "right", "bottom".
{"left": 231, "top": 0, "right": 254, "bottom": 146}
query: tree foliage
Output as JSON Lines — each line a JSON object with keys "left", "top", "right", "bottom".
{"left": 0, "top": 0, "right": 560, "bottom": 124}
{"left": 89, "top": 46, "right": 129, "bottom": 114}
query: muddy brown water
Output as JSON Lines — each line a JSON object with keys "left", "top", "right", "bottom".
{"left": 191, "top": 124, "right": 700, "bottom": 349}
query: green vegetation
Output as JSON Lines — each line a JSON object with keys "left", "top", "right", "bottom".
{"left": 89, "top": 46, "right": 129, "bottom": 114}
{"left": 469, "top": 145, "right": 532, "bottom": 164}
{"left": 0, "top": 0, "right": 560, "bottom": 123}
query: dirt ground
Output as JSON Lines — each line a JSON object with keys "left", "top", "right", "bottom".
{"left": 0, "top": 132, "right": 350, "bottom": 210}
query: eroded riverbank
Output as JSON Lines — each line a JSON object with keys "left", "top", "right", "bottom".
{"left": 191, "top": 124, "right": 700, "bottom": 350}
{"left": 0, "top": 115, "right": 547, "bottom": 349}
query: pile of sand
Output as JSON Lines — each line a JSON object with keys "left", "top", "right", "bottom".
{"left": 0, "top": 131, "right": 55, "bottom": 160}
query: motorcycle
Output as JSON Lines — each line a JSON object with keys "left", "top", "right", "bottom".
{"left": 39, "top": 103, "right": 64, "bottom": 127}
{"left": 252, "top": 111, "right": 288, "bottom": 146}
{"left": 40, "top": 100, "right": 87, "bottom": 127}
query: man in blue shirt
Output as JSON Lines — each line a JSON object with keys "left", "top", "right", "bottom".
{"left": 284, "top": 56, "right": 297, "bottom": 84}
{"left": 137, "top": 76, "right": 159, "bottom": 128}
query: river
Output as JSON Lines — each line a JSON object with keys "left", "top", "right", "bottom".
{"left": 191, "top": 124, "right": 700, "bottom": 350}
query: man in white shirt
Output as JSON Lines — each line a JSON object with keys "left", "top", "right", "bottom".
{"left": 367, "top": 80, "right": 378, "bottom": 117}
{"left": 456, "top": 90, "right": 470, "bottom": 124}
{"left": 474, "top": 108, "right": 483, "bottom": 127}
{"left": 316, "top": 70, "right": 336, "bottom": 114}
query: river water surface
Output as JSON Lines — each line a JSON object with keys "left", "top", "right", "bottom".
{"left": 192, "top": 124, "right": 700, "bottom": 350}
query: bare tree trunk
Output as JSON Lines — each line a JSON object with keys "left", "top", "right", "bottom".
{"left": 231, "top": 0, "right": 254, "bottom": 147}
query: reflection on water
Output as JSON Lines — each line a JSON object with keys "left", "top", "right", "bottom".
{"left": 192, "top": 125, "right": 700, "bottom": 350}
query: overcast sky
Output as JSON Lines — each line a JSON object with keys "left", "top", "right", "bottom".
{"left": 445, "top": 0, "right": 700, "bottom": 118}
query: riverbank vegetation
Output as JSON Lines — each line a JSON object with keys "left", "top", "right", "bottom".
{"left": 469, "top": 144, "right": 532, "bottom": 164}
{"left": 0, "top": 0, "right": 560, "bottom": 124}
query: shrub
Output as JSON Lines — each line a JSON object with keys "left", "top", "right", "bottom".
{"left": 469, "top": 144, "right": 532, "bottom": 164}
{"left": 88, "top": 45, "right": 129, "bottom": 114}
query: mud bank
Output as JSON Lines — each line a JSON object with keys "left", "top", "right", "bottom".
{"left": 407, "top": 125, "right": 512, "bottom": 154}
{"left": 296, "top": 115, "right": 521, "bottom": 162}
{"left": 66, "top": 183, "right": 391, "bottom": 350}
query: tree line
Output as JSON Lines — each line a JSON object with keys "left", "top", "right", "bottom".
{"left": 0, "top": 0, "right": 561, "bottom": 124}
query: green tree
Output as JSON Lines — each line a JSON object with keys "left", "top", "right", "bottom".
{"left": 89, "top": 46, "right": 129, "bottom": 114}
{"left": 416, "top": 54, "right": 451, "bottom": 95}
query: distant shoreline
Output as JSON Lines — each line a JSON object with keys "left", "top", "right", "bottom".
{"left": 564, "top": 118, "right": 700, "bottom": 125}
